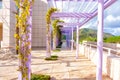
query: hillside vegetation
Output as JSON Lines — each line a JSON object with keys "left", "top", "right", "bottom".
{"left": 73, "top": 28, "right": 119, "bottom": 43}
{"left": 104, "top": 36, "right": 120, "bottom": 43}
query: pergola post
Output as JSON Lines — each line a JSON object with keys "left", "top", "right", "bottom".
{"left": 26, "top": 3, "right": 32, "bottom": 79}
{"left": 66, "top": 32, "right": 69, "bottom": 48}
{"left": 67, "top": 31, "right": 69, "bottom": 48}
{"left": 69, "top": 31, "right": 71, "bottom": 48}
{"left": 18, "top": 0, "right": 33, "bottom": 79}
{"left": 71, "top": 26, "right": 74, "bottom": 51}
{"left": 96, "top": 0, "right": 104, "bottom": 80}
{"left": 76, "top": 25, "right": 79, "bottom": 59}
{"left": 50, "top": 24, "right": 53, "bottom": 49}
{"left": 46, "top": 23, "right": 51, "bottom": 57}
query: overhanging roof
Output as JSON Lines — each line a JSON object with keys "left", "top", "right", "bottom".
{"left": 51, "top": 13, "right": 92, "bottom": 18}
{"left": 47, "top": 0, "right": 116, "bottom": 27}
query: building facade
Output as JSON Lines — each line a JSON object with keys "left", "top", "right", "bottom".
{"left": 0, "top": 0, "right": 47, "bottom": 48}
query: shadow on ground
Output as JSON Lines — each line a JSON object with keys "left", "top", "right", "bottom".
{"left": 50, "top": 77, "right": 96, "bottom": 80}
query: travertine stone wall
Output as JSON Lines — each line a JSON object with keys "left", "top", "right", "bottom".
{"left": 0, "top": 0, "right": 11, "bottom": 47}
{"left": 0, "top": 0, "right": 47, "bottom": 48}
{"left": 32, "top": 0, "right": 47, "bottom": 47}
{"left": 10, "top": 0, "right": 16, "bottom": 47}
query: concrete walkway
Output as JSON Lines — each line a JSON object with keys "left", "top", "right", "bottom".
{"left": 0, "top": 50, "right": 111, "bottom": 80}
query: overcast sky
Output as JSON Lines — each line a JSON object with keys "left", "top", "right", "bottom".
{"left": 82, "top": 0, "right": 120, "bottom": 36}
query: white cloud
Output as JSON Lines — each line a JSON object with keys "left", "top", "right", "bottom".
{"left": 104, "top": 14, "right": 120, "bottom": 35}
{"left": 104, "top": 15, "right": 120, "bottom": 28}
{"left": 106, "top": 15, "right": 120, "bottom": 22}
{"left": 106, "top": 15, "right": 115, "bottom": 22}
{"left": 104, "top": 28, "right": 120, "bottom": 36}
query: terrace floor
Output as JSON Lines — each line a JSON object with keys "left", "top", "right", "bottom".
{"left": 0, "top": 49, "right": 111, "bottom": 80}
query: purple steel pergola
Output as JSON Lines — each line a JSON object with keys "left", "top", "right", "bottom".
{"left": 51, "top": 12, "right": 92, "bottom": 18}
{"left": 46, "top": 0, "right": 116, "bottom": 80}
{"left": 49, "top": 0, "right": 116, "bottom": 26}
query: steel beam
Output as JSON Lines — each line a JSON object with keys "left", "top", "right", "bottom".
{"left": 71, "top": 26, "right": 74, "bottom": 51}
{"left": 96, "top": 0, "right": 103, "bottom": 80}
{"left": 76, "top": 25, "right": 79, "bottom": 59}
{"left": 47, "top": 0, "right": 97, "bottom": 2}
{"left": 51, "top": 12, "right": 92, "bottom": 18}
{"left": 79, "top": 0, "right": 116, "bottom": 27}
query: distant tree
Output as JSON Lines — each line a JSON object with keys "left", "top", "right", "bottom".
{"left": 104, "top": 36, "right": 120, "bottom": 43}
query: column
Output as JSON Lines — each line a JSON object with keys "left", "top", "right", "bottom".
{"left": 71, "top": 26, "right": 74, "bottom": 51}
{"left": 68, "top": 30, "right": 71, "bottom": 48}
{"left": 96, "top": 0, "right": 104, "bottom": 80}
{"left": 46, "top": 23, "right": 51, "bottom": 57}
{"left": 50, "top": 24, "right": 53, "bottom": 49}
{"left": 66, "top": 32, "right": 69, "bottom": 48}
{"left": 76, "top": 25, "right": 79, "bottom": 59}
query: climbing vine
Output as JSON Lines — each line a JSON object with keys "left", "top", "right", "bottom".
{"left": 14, "top": 0, "right": 34, "bottom": 80}
{"left": 52, "top": 19, "right": 64, "bottom": 50}
{"left": 45, "top": 8, "right": 57, "bottom": 57}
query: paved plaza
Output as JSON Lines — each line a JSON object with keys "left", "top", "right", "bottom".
{"left": 0, "top": 50, "right": 111, "bottom": 80}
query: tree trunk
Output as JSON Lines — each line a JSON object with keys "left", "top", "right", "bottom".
{"left": 15, "top": 3, "right": 19, "bottom": 54}
{"left": 16, "top": 27, "right": 19, "bottom": 54}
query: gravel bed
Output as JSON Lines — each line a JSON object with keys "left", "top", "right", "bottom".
{"left": 0, "top": 48, "right": 17, "bottom": 60}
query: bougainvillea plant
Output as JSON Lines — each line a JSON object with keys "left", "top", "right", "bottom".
{"left": 45, "top": 8, "right": 57, "bottom": 57}
{"left": 14, "top": 0, "right": 34, "bottom": 80}
{"left": 52, "top": 19, "right": 64, "bottom": 50}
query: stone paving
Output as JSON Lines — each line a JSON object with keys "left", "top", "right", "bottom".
{"left": 0, "top": 50, "right": 111, "bottom": 80}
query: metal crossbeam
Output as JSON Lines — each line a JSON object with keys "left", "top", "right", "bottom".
{"left": 47, "top": 0, "right": 116, "bottom": 27}
{"left": 61, "top": 27, "right": 76, "bottom": 32}
{"left": 57, "top": 22, "right": 80, "bottom": 26}
{"left": 51, "top": 12, "right": 92, "bottom": 18}
{"left": 47, "top": 0, "right": 98, "bottom": 2}
{"left": 79, "top": 0, "right": 116, "bottom": 27}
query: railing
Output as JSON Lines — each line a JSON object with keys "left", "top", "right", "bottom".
{"left": 80, "top": 42, "right": 120, "bottom": 80}
{"left": 82, "top": 42, "right": 120, "bottom": 56}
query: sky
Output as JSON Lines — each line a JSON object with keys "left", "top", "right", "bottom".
{"left": 82, "top": 0, "right": 120, "bottom": 36}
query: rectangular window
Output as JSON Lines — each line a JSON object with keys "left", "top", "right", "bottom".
{"left": 0, "top": 23, "right": 3, "bottom": 41}
{"left": 0, "top": 0, "right": 2, "bottom": 9}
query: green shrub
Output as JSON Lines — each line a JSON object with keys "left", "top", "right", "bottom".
{"left": 51, "top": 55, "right": 58, "bottom": 58}
{"left": 104, "top": 36, "right": 120, "bottom": 43}
{"left": 31, "top": 74, "right": 50, "bottom": 80}
{"left": 53, "top": 48, "right": 61, "bottom": 52}
{"left": 45, "top": 55, "right": 58, "bottom": 61}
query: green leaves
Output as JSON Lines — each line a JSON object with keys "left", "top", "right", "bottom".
{"left": 14, "top": 0, "right": 33, "bottom": 80}
{"left": 104, "top": 36, "right": 120, "bottom": 43}
{"left": 46, "top": 8, "right": 57, "bottom": 24}
{"left": 31, "top": 74, "right": 50, "bottom": 80}
{"left": 52, "top": 19, "right": 64, "bottom": 37}
{"left": 45, "top": 8, "right": 58, "bottom": 56}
